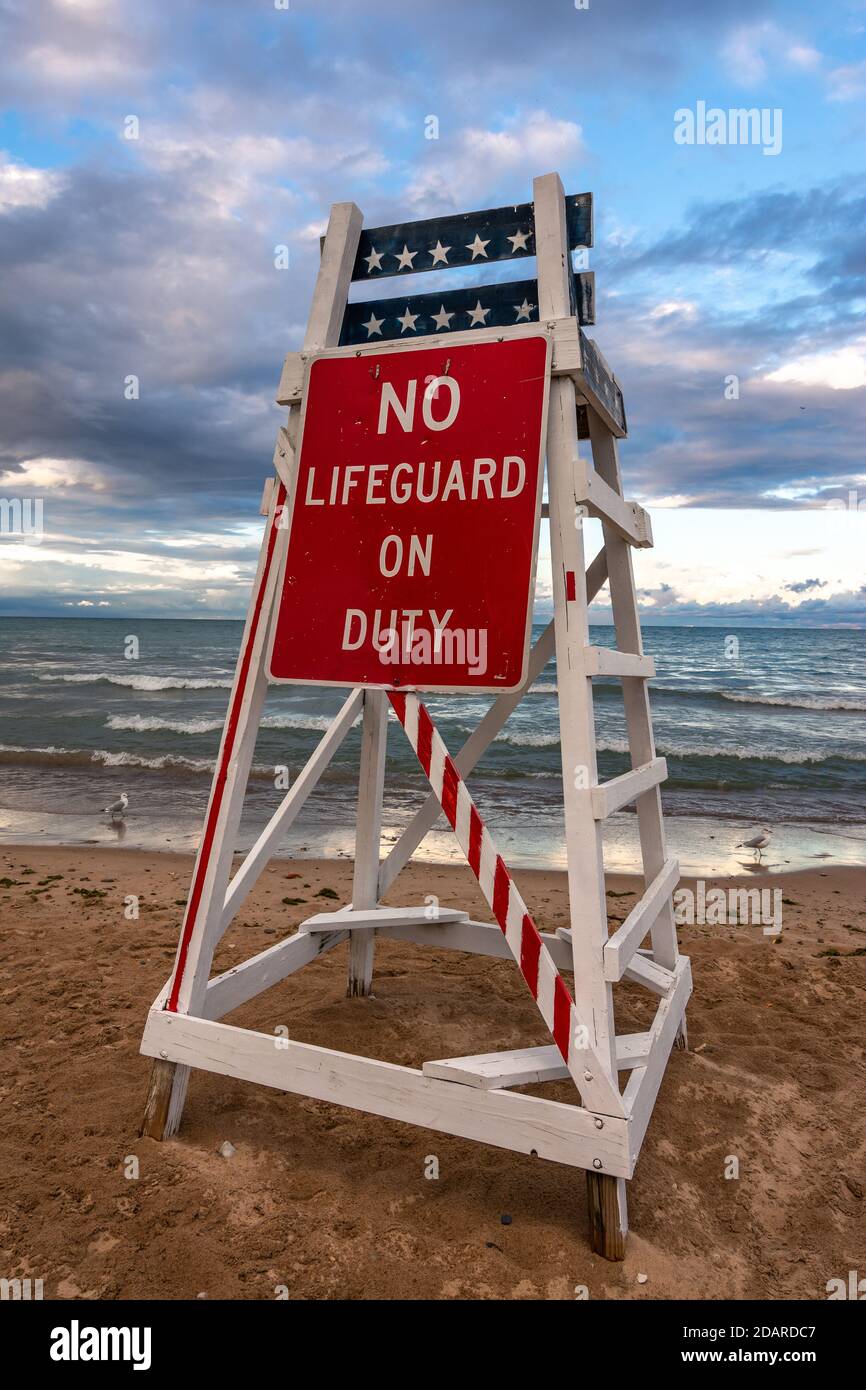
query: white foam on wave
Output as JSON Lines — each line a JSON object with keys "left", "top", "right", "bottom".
{"left": 106, "top": 712, "right": 354, "bottom": 735}
{"left": 652, "top": 739, "right": 866, "bottom": 765}
{"left": 40, "top": 673, "right": 232, "bottom": 691}
{"left": 107, "top": 715, "right": 225, "bottom": 735}
{"left": 0, "top": 743, "right": 216, "bottom": 772}
{"left": 0, "top": 744, "right": 300, "bottom": 779}
{"left": 492, "top": 732, "right": 866, "bottom": 764}
{"left": 721, "top": 692, "right": 866, "bottom": 712}
{"left": 261, "top": 713, "right": 357, "bottom": 733}
{"left": 495, "top": 731, "right": 560, "bottom": 748}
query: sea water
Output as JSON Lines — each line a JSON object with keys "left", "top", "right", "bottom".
{"left": 0, "top": 617, "right": 863, "bottom": 874}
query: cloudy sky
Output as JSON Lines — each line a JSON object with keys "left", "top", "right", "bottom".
{"left": 0, "top": 0, "right": 864, "bottom": 625}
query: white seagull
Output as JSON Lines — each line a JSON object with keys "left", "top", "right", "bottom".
{"left": 736, "top": 828, "right": 771, "bottom": 859}
{"left": 104, "top": 792, "right": 129, "bottom": 823}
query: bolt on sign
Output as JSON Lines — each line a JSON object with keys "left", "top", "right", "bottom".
{"left": 267, "top": 334, "right": 551, "bottom": 691}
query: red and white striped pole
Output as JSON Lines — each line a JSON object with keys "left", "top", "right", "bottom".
{"left": 388, "top": 690, "right": 585, "bottom": 1077}
{"left": 165, "top": 481, "right": 287, "bottom": 1014}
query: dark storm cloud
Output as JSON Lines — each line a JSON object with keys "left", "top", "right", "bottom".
{"left": 1, "top": 0, "right": 860, "bottom": 620}
{"left": 611, "top": 179, "right": 866, "bottom": 293}
{"left": 584, "top": 176, "right": 866, "bottom": 508}
{"left": 0, "top": 153, "right": 311, "bottom": 501}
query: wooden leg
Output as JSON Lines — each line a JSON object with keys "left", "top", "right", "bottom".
{"left": 141, "top": 1059, "right": 179, "bottom": 1139}
{"left": 140, "top": 1060, "right": 192, "bottom": 1140}
{"left": 347, "top": 690, "right": 388, "bottom": 998}
{"left": 586, "top": 1171, "right": 628, "bottom": 1261}
{"left": 534, "top": 173, "right": 621, "bottom": 1104}
{"left": 347, "top": 934, "right": 376, "bottom": 999}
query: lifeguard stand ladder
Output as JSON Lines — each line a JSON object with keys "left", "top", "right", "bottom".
{"left": 140, "top": 172, "right": 691, "bottom": 1261}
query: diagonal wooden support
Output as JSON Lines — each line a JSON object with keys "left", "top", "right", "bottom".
{"left": 141, "top": 199, "right": 365, "bottom": 1141}
{"left": 603, "top": 857, "right": 680, "bottom": 982}
{"left": 388, "top": 690, "right": 624, "bottom": 1121}
{"left": 378, "top": 545, "right": 609, "bottom": 896}
{"left": 140, "top": 478, "right": 288, "bottom": 1141}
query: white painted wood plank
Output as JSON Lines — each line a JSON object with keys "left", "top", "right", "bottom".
{"left": 623, "top": 952, "right": 675, "bottom": 997}
{"left": 425, "top": 1035, "right": 648, "bottom": 1084}
{"left": 625, "top": 959, "right": 692, "bottom": 1162}
{"left": 379, "top": 917, "right": 576, "bottom": 972}
{"left": 603, "top": 857, "right": 680, "bottom": 982}
{"left": 614, "top": 1032, "right": 653, "bottom": 1070}
{"left": 534, "top": 170, "right": 621, "bottom": 1115}
{"left": 423, "top": 1045, "right": 568, "bottom": 1090}
{"left": 271, "top": 427, "right": 295, "bottom": 491}
{"left": 301, "top": 905, "right": 469, "bottom": 933}
{"left": 584, "top": 646, "right": 655, "bottom": 679}
{"left": 204, "top": 930, "right": 347, "bottom": 1020}
{"left": 348, "top": 688, "right": 389, "bottom": 995}
{"left": 304, "top": 201, "right": 364, "bottom": 352}
{"left": 141, "top": 1010, "right": 632, "bottom": 1176}
{"left": 573, "top": 458, "right": 653, "bottom": 548}
{"left": 276, "top": 319, "right": 580, "bottom": 406}
{"left": 259, "top": 477, "right": 275, "bottom": 517}
{"left": 590, "top": 757, "right": 668, "bottom": 820}
{"left": 169, "top": 482, "right": 286, "bottom": 1020}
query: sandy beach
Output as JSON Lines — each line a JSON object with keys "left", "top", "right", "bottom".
{"left": 1, "top": 843, "right": 864, "bottom": 1301}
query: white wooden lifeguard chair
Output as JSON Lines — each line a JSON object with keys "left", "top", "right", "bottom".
{"left": 140, "top": 172, "right": 691, "bottom": 1261}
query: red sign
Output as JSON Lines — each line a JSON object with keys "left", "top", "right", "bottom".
{"left": 268, "top": 333, "right": 550, "bottom": 692}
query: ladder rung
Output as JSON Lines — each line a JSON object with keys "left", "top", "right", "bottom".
{"left": 590, "top": 757, "right": 667, "bottom": 819}
{"left": 423, "top": 1045, "right": 567, "bottom": 1089}
{"left": 623, "top": 953, "right": 675, "bottom": 997}
{"left": 603, "top": 857, "right": 680, "bottom": 981}
{"left": 573, "top": 458, "right": 653, "bottom": 548}
{"left": 423, "top": 1037, "right": 653, "bottom": 1088}
{"left": 615, "top": 1031, "right": 653, "bottom": 1070}
{"left": 584, "top": 646, "right": 655, "bottom": 679}
{"left": 300, "top": 906, "right": 469, "bottom": 933}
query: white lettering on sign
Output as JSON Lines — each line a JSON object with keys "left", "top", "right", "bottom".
{"left": 378, "top": 380, "right": 417, "bottom": 434}
{"left": 422, "top": 376, "right": 460, "bottom": 430}
{"left": 379, "top": 534, "right": 433, "bottom": 578}
{"left": 377, "top": 377, "right": 460, "bottom": 434}
{"left": 341, "top": 607, "right": 454, "bottom": 654}
{"left": 302, "top": 457, "right": 526, "bottom": 507}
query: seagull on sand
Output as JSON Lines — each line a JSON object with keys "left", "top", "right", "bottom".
{"left": 736, "top": 828, "right": 771, "bottom": 859}
{"left": 104, "top": 792, "right": 128, "bottom": 823}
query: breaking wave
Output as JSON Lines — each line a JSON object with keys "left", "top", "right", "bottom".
{"left": 491, "top": 733, "right": 866, "bottom": 765}
{"left": 105, "top": 712, "right": 354, "bottom": 735}
{"left": 39, "top": 673, "right": 232, "bottom": 691}
{"left": 719, "top": 692, "right": 866, "bottom": 712}
{"left": 0, "top": 744, "right": 217, "bottom": 773}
